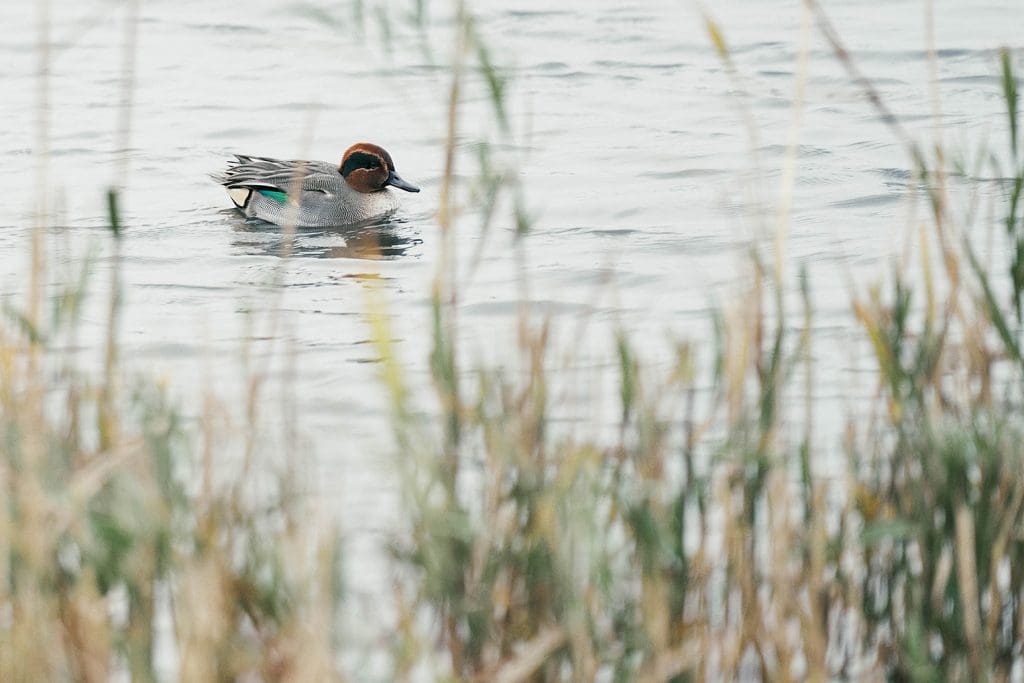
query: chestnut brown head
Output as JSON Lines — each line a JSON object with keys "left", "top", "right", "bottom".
{"left": 339, "top": 143, "right": 420, "bottom": 194}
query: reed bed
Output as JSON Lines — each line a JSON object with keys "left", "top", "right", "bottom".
{"left": 377, "top": 3, "right": 1024, "bottom": 681}
{"left": 3, "top": 0, "right": 1024, "bottom": 681}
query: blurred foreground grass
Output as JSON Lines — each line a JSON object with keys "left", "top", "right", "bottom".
{"left": 2, "top": 201, "right": 344, "bottom": 683}
{"left": 4, "top": 1, "right": 1024, "bottom": 681}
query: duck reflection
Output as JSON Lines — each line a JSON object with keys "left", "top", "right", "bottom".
{"left": 229, "top": 212, "right": 422, "bottom": 260}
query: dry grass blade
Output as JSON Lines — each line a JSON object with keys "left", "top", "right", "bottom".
{"left": 490, "top": 627, "right": 567, "bottom": 683}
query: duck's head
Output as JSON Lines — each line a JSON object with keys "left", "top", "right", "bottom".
{"left": 340, "top": 143, "right": 420, "bottom": 194}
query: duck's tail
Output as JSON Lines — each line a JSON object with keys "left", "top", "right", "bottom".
{"left": 225, "top": 187, "right": 253, "bottom": 209}
{"left": 210, "top": 156, "right": 261, "bottom": 209}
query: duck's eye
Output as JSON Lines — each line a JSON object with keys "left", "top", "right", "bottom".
{"left": 342, "top": 151, "right": 384, "bottom": 177}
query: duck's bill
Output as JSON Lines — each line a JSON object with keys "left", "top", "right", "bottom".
{"left": 386, "top": 171, "right": 420, "bottom": 193}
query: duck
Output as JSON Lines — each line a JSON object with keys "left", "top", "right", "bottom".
{"left": 213, "top": 142, "right": 420, "bottom": 227}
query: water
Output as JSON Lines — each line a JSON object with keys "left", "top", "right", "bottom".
{"left": 2, "top": 0, "right": 1020, "bottom": 644}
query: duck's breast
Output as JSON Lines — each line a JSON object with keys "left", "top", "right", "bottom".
{"left": 297, "top": 185, "right": 399, "bottom": 226}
